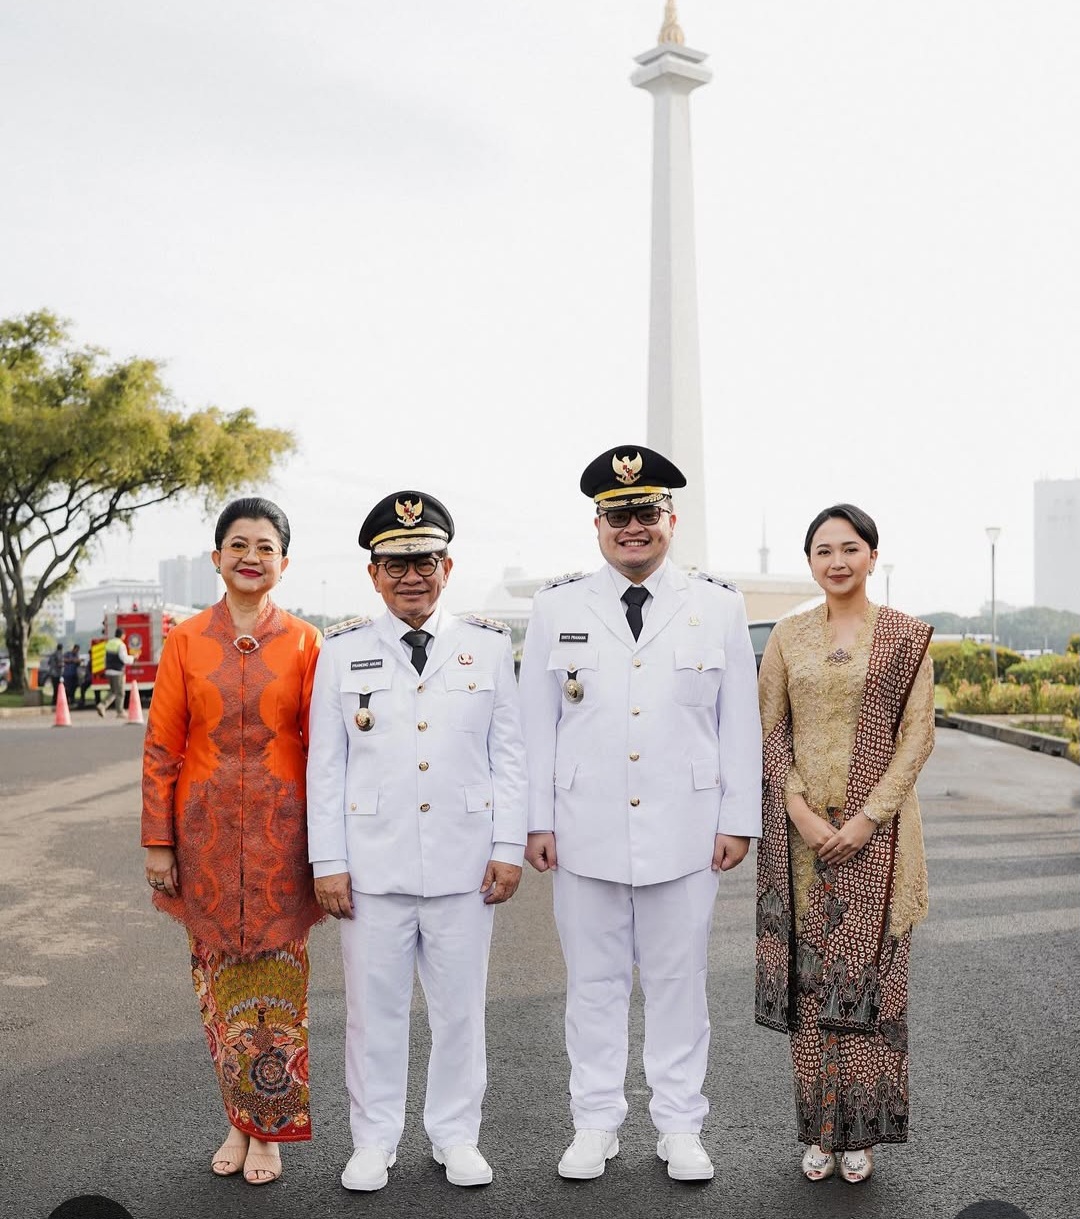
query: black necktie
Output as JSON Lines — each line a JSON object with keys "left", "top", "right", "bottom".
{"left": 622, "top": 586, "right": 649, "bottom": 641}
{"left": 402, "top": 629, "right": 431, "bottom": 675}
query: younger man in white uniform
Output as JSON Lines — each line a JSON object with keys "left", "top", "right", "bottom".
{"left": 518, "top": 446, "right": 762, "bottom": 1182}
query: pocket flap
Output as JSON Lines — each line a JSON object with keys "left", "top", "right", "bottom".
{"left": 547, "top": 646, "right": 599, "bottom": 673}
{"left": 341, "top": 667, "right": 393, "bottom": 694}
{"left": 465, "top": 782, "right": 494, "bottom": 812}
{"left": 675, "top": 647, "right": 726, "bottom": 673}
{"left": 445, "top": 669, "right": 495, "bottom": 693}
{"left": 345, "top": 788, "right": 379, "bottom": 816}
{"left": 554, "top": 762, "right": 578, "bottom": 791}
{"left": 691, "top": 758, "right": 721, "bottom": 791}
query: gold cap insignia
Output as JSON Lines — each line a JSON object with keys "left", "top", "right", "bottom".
{"left": 612, "top": 452, "right": 643, "bottom": 485}
{"left": 395, "top": 497, "right": 423, "bottom": 528}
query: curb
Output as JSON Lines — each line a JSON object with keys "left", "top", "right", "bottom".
{"left": 936, "top": 709, "right": 1074, "bottom": 761}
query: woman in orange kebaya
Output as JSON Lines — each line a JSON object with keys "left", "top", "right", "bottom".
{"left": 142, "top": 497, "right": 323, "bottom": 1187}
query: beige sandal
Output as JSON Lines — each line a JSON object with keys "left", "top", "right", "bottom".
{"left": 801, "top": 1144, "right": 835, "bottom": 1181}
{"left": 211, "top": 1131, "right": 249, "bottom": 1176}
{"left": 244, "top": 1144, "right": 283, "bottom": 1186}
{"left": 839, "top": 1147, "right": 874, "bottom": 1182}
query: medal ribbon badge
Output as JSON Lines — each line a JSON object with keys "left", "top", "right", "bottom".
{"left": 563, "top": 669, "right": 584, "bottom": 704}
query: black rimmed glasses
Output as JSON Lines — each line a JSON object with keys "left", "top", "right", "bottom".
{"left": 374, "top": 556, "right": 444, "bottom": 579}
{"left": 599, "top": 505, "right": 671, "bottom": 528}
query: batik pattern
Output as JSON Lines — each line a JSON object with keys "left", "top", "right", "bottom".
{"left": 191, "top": 934, "right": 312, "bottom": 1142}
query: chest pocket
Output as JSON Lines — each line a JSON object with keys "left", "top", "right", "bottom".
{"left": 673, "top": 646, "right": 726, "bottom": 707}
{"left": 546, "top": 645, "right": 599, "bottom": 676}
{"left": 444, "top": 668, "right": 496, "bottom": 732}
{"left": 340, "top": 667, "right": 393, "bottom": 736}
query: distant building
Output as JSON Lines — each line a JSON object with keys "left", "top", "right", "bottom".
{"left": 27, "top": 583, "right": 66, "bottom": 637}
{"left": 159, "top": 553, "right": 218, "bottom": 608}
{"left": 1034, "top": 478, "right": 1080, "bottom": 613}
{"left": 71, "top": 579, "right": 163, "bottom": 634}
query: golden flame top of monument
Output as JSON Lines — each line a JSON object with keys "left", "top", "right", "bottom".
{"left": 659, "top": 0, "right": 685, "bottom": 45}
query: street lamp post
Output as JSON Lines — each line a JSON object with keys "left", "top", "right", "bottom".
{"left": 985, "top": 527, "right": 1001, "bottom": 681}
{"left": 882, "top": 563, "right": 894, "bottom": 606}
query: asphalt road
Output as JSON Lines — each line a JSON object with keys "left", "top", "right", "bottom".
{"left": 0, "top": 715, "right": 1077, "bottom": 1219}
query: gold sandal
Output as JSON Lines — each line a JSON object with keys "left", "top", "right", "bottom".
{"left": 211, "top": 1132, "right": 249, "bottom": 1176}
{"left": 244, "top": 1146, "right": 283, "bottom": 1186}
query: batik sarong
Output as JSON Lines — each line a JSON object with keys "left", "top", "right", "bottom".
{"left": 189, "top": 934, "right": 312, "bottom": 1141}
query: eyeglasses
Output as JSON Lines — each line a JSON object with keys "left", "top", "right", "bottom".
{"left": 222, "top": 539, "right": 282, "bottom": 559}
{"left": 599, "top": 505, "right": 671, "bottom": 528}
{"left": 375, "top": 556, "right": 444, "bottom": 579}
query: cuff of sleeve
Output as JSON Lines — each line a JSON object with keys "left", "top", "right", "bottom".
{"left": 312, "top": 859, "right": 350, "bottom": 878}
{"left": 142, "top": 840, "right": 175, "bottom": 848}
{"left": 861, "top": 805, "right": 894, "bottom": 827}
{"left": 490, "top": 841, "right": 525, "bottom": 867}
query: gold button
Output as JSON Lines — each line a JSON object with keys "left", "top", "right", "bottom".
{"left": 633, "top": 658, "right": 642, "bottom": 668}
{"left": 420, "top": 803, "right": 430, "bottom": 812}
{"left": 349, "top": 802, "right": 357, "bottom": 811}
{"left": 629, "top": 752, "right": 640, "bottom": 761}
{"left": 418, "top": 761, "right": 429, "bottom": 771}
{"left": 696, "top": 662, "right": 703, "bottom": 671}
{"left": 485, "top": 801, "right": 491, "bottom": 808}
{"left": 630, "top": 797, "right": 640, "bottom": 807}
{"left": 631, "top": 707, "right": 640, "bottom": 715}
{"left": 417, "top": 721, "right": 428, "bottom": 731}
{"left": 468, "top": 682, "right": 476, "bottom": 691}
{"left": 417, "top": 683, "right": 425, "bottom": 692}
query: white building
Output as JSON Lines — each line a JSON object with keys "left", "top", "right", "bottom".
{"left": 159, "top": 553, "right": 218, "bottom": 609}
{"left": 1034, "top": 478, "right": 1080, "bottom": 613}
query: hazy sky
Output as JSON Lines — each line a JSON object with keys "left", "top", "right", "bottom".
{"left": 2, "top": 1, "right": 1077, "bottom": 622}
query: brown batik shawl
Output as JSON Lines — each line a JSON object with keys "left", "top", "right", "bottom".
{"left": 755, "top": 606, "right": 933, "bottom": 1034}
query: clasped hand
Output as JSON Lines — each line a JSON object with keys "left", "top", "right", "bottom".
{"left": 789, "top": 799, "right": 876, "bottom": 865}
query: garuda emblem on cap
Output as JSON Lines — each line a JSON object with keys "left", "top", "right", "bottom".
{"left": 395, "top": 497, "right": 423, "bottom": 528}
{"left": 612, "top": 452, "right": 643, "bottom": 485}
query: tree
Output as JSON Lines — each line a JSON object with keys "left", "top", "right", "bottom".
{"left": 0, "top": 310, "right": 296, "bottom": 693}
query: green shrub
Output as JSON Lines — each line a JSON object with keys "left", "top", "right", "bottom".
{"left": 1067, "top": 635, "right": 1080, "bottom": 656}
{"left": 950, "top": 680, "right": 1079, "bottom": 716}
{"left": 1006, "top": 654, "right": 1080, "bottom": 687}
{"left": 929, "top": 640, "right": 1022, "bottom": 694}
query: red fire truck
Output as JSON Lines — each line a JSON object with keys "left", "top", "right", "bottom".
{"left": 90, "top": 607, "right": 182, "bottom": 704}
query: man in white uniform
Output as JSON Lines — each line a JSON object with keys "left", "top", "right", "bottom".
{"left": 518, "top": 446, "right": 762, "bottom": 1182}
{"left": 307, "top": 491, "right": 527, "bottom": 1192}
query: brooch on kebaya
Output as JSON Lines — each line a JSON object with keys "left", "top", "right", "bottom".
{"left": 233, "top": 635, "right": 260, "bottom": 654}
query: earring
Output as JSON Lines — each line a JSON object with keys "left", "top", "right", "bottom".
{"left": 215, "top": 566, "right": 221, "bottom": 573}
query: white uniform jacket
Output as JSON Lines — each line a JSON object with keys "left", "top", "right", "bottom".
{"left": 518, "top": 560, "right": 763, "bottom": 887}
{"left": 307, "top": 610, "right": 527, "bottom": 897}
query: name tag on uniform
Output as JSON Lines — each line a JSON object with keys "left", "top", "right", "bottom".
{"left": 351, "top": 659, "right": 383, "bottom": 670}
{"left": 559, "top": 632, "right": 589, "bottom": 643}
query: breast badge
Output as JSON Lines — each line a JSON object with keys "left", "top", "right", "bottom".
{"left": 563, "top": 670, "right": 584, "bottom": 704}
{"left": 354, "top": 693, "right": 374, "bottom": 732}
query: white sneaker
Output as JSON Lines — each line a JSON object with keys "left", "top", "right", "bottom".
{"left": 557, "top": 1129, "right": 619, "bottom": 1179}
{"left": 341, "top": 1146, "right": 396, "bottom": 1191}
{"left": 657, "top": 1132, "right": 714, "bottom": 1181}
{"left": 432, "top": 1143, "right": 493, "bottom": 1186}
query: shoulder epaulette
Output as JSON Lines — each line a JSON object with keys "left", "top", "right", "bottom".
{"left": 462, "top": 613, "right": 511, "bottom": 634}
{"left": 688, "top": 569, "right": 738, "bottom": 592}
{"left": 324, "top": 615, "right": 373, "bottom": 638}
{"left": 540, "top": 571, "right": 586, "bottom": 590}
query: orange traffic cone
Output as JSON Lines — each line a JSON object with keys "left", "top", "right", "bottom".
{"left": 53, "top": 682, "right": 72, "bottom": 727}
{"left": 126, "top": 679, "right": 145, "bottom": 725}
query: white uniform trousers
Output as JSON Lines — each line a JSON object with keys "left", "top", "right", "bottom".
{"left": 340, "top": 890, "right": 494, "bottom": 1151}
{"left": 553, "top": 866, "right": 720, "bottom": 1134}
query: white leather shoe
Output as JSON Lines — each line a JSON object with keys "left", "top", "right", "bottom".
{"left": 557, "top": 1129, "right": 619, "bottom": 1179}
{"left": 432, "top": 1143, "right": 493, "bottom": 1186}
{"left": 341, "top": 1146, "right": 396, "bottom": 1191}
{"left": 656, "top": 1132, "right": 714, "bottom": 1181}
